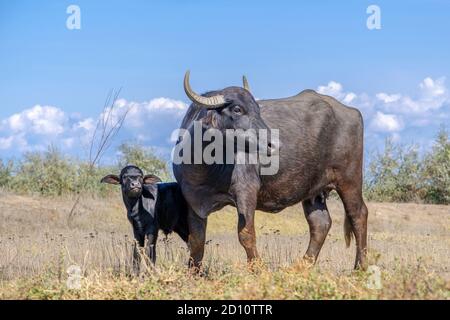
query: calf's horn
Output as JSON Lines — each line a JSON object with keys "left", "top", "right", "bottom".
{"left": 183, "top": 71, "right": 226, "bottom": 109}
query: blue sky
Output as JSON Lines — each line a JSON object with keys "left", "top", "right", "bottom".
{"left": 0, "top": 0, "right": 449, "bottom": 163}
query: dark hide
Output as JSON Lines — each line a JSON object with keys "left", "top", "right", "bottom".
{"left": 124, "top": 182, "right": 189, "bottom": 245}
{"left": 155, "top": 182, "right": 189, "bottom": 242}
{"left": 174, "top": 86, "right": 368, "bottom": 271}
{"left": 101, "top": 166, "right": 189, "bottom": 270}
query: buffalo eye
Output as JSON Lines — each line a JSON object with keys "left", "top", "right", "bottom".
{"left": 232, "top": 105, "right": 243, "bottom": 115}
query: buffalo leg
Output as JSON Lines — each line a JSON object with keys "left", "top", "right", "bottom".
{"left": 302, "top": 195, "right": 332, "bottom": 264}
{"left": 338, "top": 186, "right": 368, "bottom": 270}
{"left": 236, "top": 191, "right": 259, "bottom": 264}
{"left": 232, "top": 166, "right": 260, "bottom": 265}
{"left": 237, "top": 210, "right": 258, "bottom": 263}
{"left": 187, "top": 208, "right": 207, "bottom": 272}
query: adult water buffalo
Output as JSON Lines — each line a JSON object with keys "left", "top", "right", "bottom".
{"left": 173, "top": 71, "right": 368, "bottom": 271}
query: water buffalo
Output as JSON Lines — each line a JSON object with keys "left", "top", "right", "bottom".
{"left": 101, "top": 165, "right": 189, "bottom": 272}
{"left": 173, "top": 71, "right": 368, "bottom": 271}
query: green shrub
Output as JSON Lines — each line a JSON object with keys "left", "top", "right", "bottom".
{"left": 1, "top": 129, "right": 448, "bottom": 203}
{"left": 0, "top": 159, "right": 13, "bottom": 188}
{"left": 74, "top": 162, "right": 118, "bottom": 197}
{"left": 421, "top": 127, "right": 450, "bottom": 204}
{"left": 117, "top": 142, "right": 171, "bottom": 181}
{"left": 2, "top": 143, "right": 172, "bottom": 197}
{"left": 364, "top": 127, "right": 449, "bottom": 204}
{"left": 9, "top": 146, "right": 78, "bottom": 196}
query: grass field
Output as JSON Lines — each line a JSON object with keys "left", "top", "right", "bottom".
{"left": 0, "top": 190, "right": 448, "bottom": 299}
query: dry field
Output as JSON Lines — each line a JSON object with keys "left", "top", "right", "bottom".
{"left": 0, "top": 190, "right": 448, "bottom": 299}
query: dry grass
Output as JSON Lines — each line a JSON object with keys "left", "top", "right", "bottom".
{"left": 0, "top": 190, "right": 449, "bottom": 299}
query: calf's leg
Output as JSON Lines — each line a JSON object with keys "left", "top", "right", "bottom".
{"left": 132, "top": 233, "right": 145, "bottom": 275}
{"left": 145, "top": 232, "right": 158, "bottom": 265}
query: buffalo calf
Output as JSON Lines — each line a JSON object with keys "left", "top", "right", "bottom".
{"left": 101, "top": 165, "right": 189, "bottom": 272}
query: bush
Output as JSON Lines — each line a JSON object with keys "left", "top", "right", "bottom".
{"left": 364, "top": 127, "right": 449, "bottom": 204}
{"left": 421, "top": 127, "right": 450, "bottom": 204}
{"left": 364, "top": 139, "right": 423, "bottom": 202}
{"left": 9, "top": 146, "right": 78, "bottom": 196}
{"left": 117, "top": 142, "right": 171, "bottom": 181}
{"left": 0, "top": 130, "right": 447, "bottom": 203}
{"left": 0, "top": 159, "right": 13, "bottom": 188}
{"left": 1, "top": 143, "right": 172, "bottom": 197}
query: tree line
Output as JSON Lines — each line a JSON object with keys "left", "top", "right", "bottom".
{"left": 0, "top": 128, "right": 448, "bottom": 204}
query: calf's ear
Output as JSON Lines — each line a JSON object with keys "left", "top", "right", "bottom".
{"left": 100, "top": 175, "right": 120, "bottom": 185}
{"left": 143, "top": 174, "right": 162, "bottom": 185}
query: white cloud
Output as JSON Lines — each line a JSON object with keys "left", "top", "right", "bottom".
{"left": 0, "top": 97, "right": 188, "bottom": 156}
{"left": 0, "top": 136, "right": 14, "bottom": 150}
{"left": 317, "top": 81, "right": 357, "bottom": 104}
{"left": 95, "top": 97, "right": 188, "bottom": 129}
{"left": 370, "top": 112, "right": 403, "bottom": 132}
{"left": 317, "top": 77, "right": 449, "bottom": 121}
{"left": 0, "top": 133, "right": 28, "bottom": 150}
{"left": 0, "top": 105, "right": 67, "bottom": 152}
{"left": 2, "top": 105, "right": 66, "bottom": 135}
{"left": 147, "top": 97, "right": 187, "bottom": 111}
{"left": 317, "top": 81, "right": 361, "bottom": 107}
{"left": 420, "top": 77, "right": 446, "bottom": 98}
{"left": 317, "top": 81, "right": 343, "bottom": 97}
{"left": 1, "top": 77, "right": 448, "bottom": 159}
{"left": 343, "top": 92, "right": 357, "bottom": 104}
{"left": 74, "top": 118, "right": 95, "bottom": 132}
{"left": 128, "top": 97, "right": 188, "bottom": 127}
{"left": 315, "top": 76, "right": 449, "bottom": 138}
{"left": 377, "top": 77, "right": 448, "bottom": 114}
{"left": 376, "top": 93, "right": 401, "bottom": 103}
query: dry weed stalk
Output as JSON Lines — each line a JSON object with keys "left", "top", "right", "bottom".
{"left": 68, "top": 88, "right": 131, "bottom": 225}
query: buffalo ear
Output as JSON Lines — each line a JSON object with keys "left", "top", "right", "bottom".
{"left": 100, "top": 174, "right": 120, "bottom": 185}
{"left": 143, "top": 174, "right": 162, "bottom": 185}
{"left": 202, "top": 110, "right": 221, "bottom": 129}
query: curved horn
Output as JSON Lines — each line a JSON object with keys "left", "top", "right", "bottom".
{"left": 242, "top": 75, "right": 251, "bottom": 92}
{"left": 183, "top": 71, "right": 226, "bottom": 109}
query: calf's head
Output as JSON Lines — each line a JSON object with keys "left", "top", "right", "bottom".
{"left": 100, "top": 165, "right": 161, "bottom": 199}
